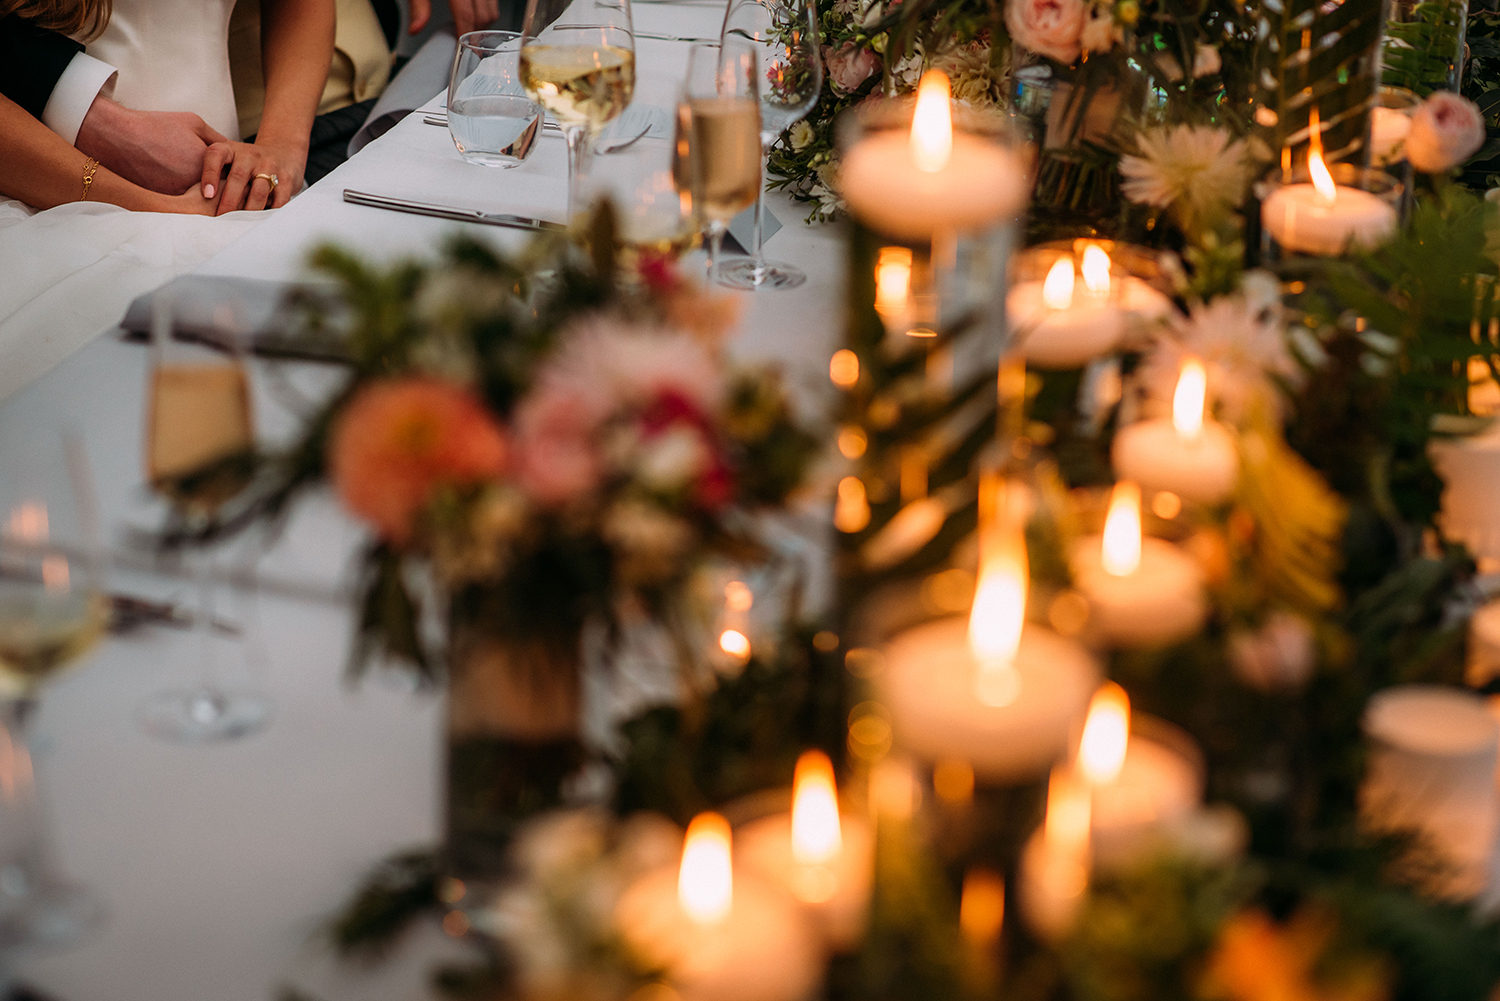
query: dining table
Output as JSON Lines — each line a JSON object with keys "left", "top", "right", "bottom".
{"left": 3, "top": 2, "right": 848, "bottom": 997}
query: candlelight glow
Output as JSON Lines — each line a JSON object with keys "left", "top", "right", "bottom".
{"left": 1078, "top": 682, "right": 1130, "bottom": 785}
{"left": 791, "top": 750, "right": 843, "bottom": 867}
{"left": 1081, "top": 245, "right": 1111, "bottom": 296}
{"left": 910, "top": 70, "right": 953, "bottom": 173}
{"left": 1307, "top": 108, "right": 1337, "bottom": 207}
{"left": 1101, "top": 481, "right": 1142, "bottom": 578}
{"left": 718, "top": 628, "right": 750, "bottom": 659}
{"left": 724, "top": 581, "right": 753, "bottom": 612}
{"left": 6, "top": 502, "right": 48, "bottom": 543}
{"left": 678, "top": 812, "right": 733, "bottom": 925}
{"left": 970, "top": 474, "right": 1027, "bottom": 706}
{"left": 1042, "top": 258, "right": 1075, "bottom": 310}
{"left": 829, "top": 349, "right": 860, "bottom": 388}
{"left": 1044, "top": 766, "right": 1092, "bottom": 852}
{"left": 960, "top": 869, "right": 1005, "bottom": 947}
{"left": 874, "top": 247, "right": 913, "bottom": 317}
{"left": 835, "top": 476, "right": 871, "bottom": 533}
{"left": 1172, "top": 357, "right": 1207, "bottom": 439}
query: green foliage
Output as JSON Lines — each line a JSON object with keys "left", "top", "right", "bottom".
{"left": 611, "top": 630, "right": 849, "bottom": 824}
{"left": 327, "top": 850, "right": 442, "bottom": 958}
{"left": 1383, "top": 0, "right": 1467, "bottom": 97}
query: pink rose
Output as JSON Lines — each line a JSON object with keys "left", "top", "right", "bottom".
{"left": 1406, "top": 91, "right": 1486, "bottom": 173}
{"left": 510, "top": 381, "right": 603, "bottom": 506}
{"left": 822, "top": 42, "right": 880, "bottom": 95}
{"left": 1006, "top": 0, "right": 1087, "bottom": 64}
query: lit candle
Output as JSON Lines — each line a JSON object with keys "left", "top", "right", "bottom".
{"left": 1006, "top": 245, "right": 1175, "bottom": 369}
{"left": 839, "top": 71, "right": 1029, "bottom": 240}
{"left": 960, "top": 868, "right": 1005, "bottom": 990}
{"left": 1069, "top": 481, "right": 1207, "bottom": 648}
{"left": 615, "top": 813, "right": 824, "bottom": 1001}
{"left": 738, "top": 750, "right": 874, "bottom": 951}
{"left": 1361, "top": 686, "right": 1499, "bottom": 900}
{"left": 1110, "top": 357, "right": 1239, "bottom": 504}
{"left": 1019, "top": 766, "right": 1092, "bottom": 940}
{"left": 880, "top": 477, "right": 1099, "bottom": 780}
{"left": 1261, "top": 116, "right": 1397, "bottom": 256}
{"left": 1430, "top": 423, "right": 1500, "bottom": 561}
{"left": 1078, "top": 686, "right": 1204, "bottom": 869}
{"left": 714, "top": 580, "right": 754, "bottom": 668}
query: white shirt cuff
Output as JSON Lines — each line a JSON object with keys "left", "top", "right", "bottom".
{"left": 41, "top": 53, "right": 118, "bottom": 146}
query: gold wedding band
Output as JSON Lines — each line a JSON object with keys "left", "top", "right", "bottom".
{"left": 254, "top": 173, "right": 279, "bottom": 191}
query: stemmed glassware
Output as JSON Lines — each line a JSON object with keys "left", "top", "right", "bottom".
{"left": 137, "top": 298, "right": 271, "bottom": 744}
{"left": 0, "top": 433, "right": 108, "bottom": 951}
{"left": 718, "top": 0, "right": 822, "bottom": 290}
{"left": 520, "top": 0, "right": 637, "bottom": 222}
{"left": 680, "top": 41, "right": 762, "bottom": 280}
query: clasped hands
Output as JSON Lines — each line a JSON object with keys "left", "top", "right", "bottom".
{"left": 77, "top": 97, "right": 303, "bottom": 216}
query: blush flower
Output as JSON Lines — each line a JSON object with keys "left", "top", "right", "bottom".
{"left": 511, "top": 380, "right": 605, "bottom": 507}
{"left": 1006, "top": 0, "right": 1087, "bottom": 65}
{"left": 1406, "top": 91, "right": 1486, "bottom": 174}
{"left": 822, "top": 41, "right": 881, "bottom": 94}
{"left": 330, "top": 379, "right": 508, "bottom": 543}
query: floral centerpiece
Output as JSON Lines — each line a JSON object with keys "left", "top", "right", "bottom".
{"left": 203, "top": 210, "right": 818, "bottom": 889}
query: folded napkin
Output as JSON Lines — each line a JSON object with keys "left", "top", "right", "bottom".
{"left": 119, "top": 274, "right": 349, "bottom": 362}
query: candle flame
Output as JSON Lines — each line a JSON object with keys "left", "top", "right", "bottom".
{"left": 835, "top": 476, "right": 871, "bottom": 533}
{"left": 1078, "top": 682, "right": 1130, "bottom": 785}
{"left": 724, "top": 581, "right": 753, "bottom": 612}
{"left": 970, "top": 477, "right": 1027, "bottom": 708}
{"left": 1172, "top": 357, "right": 1207, "bottom": 439}
{"left": 792, "top": 750, "right": 843, "bottom": 869}
{"left": 910, "top": 70, "right": 953, "bottom": 173}
{"left": 829, "top": 349, "right": 860, "bottom": 389}
{"left": 1042, "top": 258, "right": 1075, "bottom": 311}
{"left": 1044, "top": 766, "right": 1092, "bottom": 852}
{"left": 1307, "top": 107, "right": 1336, "bottom": 207}
{"left": 1081, "top": 245, "right": 1111, "bottom": 296}
{"left": 678, "top": 812, "right": 733, "bottom": 925}
{"left": 960, "top": 869, "right": 1006, "bottom": 948}
{"left": 1101, "top": 481, "right": 1142, "bottom": 578}
{"left": 874, "top": 247, "right": 913, "bottom": 318}
{"left": 718, "top": 628, "right": 750, "bottom": 659}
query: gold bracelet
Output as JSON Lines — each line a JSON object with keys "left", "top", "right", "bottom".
{"left": 81, "top": 157, "right": 100, "bottom": 201}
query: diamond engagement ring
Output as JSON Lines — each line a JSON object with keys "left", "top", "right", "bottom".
{"left": 254, "top": 173, "right": 279, "bottom": 191}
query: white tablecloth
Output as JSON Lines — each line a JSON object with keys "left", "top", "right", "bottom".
{"left": 6, "top": 3, "right": 846, "bottom": 998}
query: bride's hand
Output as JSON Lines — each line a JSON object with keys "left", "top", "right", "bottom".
{"left": 200, "top": 140, "right": 306, "bottom": 215}
{"left": 149, "top": 183, "right": 223, "bottom": 215}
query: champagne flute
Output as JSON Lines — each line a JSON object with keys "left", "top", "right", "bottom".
{"left": 682, "top": 41, "right": 762, "bottom": 280}
{"left": 0, "top": 433, "right": 108, "bottom": 952}
{"left": 137, "top": 297, "right": 271, "bottom": 744}
{"left": 718, "top": 0, "right": 821, "bottom": 290}
{"left": 519, "top": 0, "right": 637, "bottom": 222}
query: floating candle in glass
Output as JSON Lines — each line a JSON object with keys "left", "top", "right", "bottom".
{"left": 739, "top": 750, "right": 874, "bottom": 951}
{"left": 880, "top": 476, "right": 1098, "bottom": 780}
{"left": 1069, "top": 481, "right": 1207, "bottom": 648}
{"left": 1019, "top": 766, "right": 1092, "bottom": 940}
{"left": 1260, "top": 114, "right": 1399, "bottom": 256}
{"left": 615, "top": 813, "right": 822, "bottom": 1001}
{"left": 1111, "top": 356, "right": 1238, "bottom": 504}
{"left": 1006, "top": 242, "right": 1175, "bottom": 369}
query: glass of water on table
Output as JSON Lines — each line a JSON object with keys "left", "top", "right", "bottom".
{"left": 449, "top": 31, "right": 546, "bottom": 167}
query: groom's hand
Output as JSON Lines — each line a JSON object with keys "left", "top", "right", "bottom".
{"left": 76, "top": 97, "right": 227, "bottom": 195}
{"left": 408, "top": 0, "right": 501, "bottom": 37}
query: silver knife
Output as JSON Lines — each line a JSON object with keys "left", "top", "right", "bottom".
{"left": 343, "top": 189, "right": 565, "bottom": 232}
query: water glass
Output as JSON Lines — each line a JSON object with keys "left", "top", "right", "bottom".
{"left": 449, "top": 30, "right": 546, "bottom": 168}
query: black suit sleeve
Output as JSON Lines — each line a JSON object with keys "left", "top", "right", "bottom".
{"left": 0, "top": 15, "right": 85, "bottom": 119}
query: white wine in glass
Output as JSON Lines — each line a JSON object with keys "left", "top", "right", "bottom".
{"left": 520, "top": 0, "right": 636, "bottom": 221}
{"left": 137, "top": 297, "right": 271, "bottom": 744}
{"left": 0, "top": 434, "right": 108, "bottom": 953}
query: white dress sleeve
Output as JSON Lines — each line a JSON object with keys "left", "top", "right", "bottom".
{"left": 40, "top": 52, "right": 119, "bottom": 146}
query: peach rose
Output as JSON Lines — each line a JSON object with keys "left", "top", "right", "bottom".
{"left": 510, "top": 380, "right": 604, "bottom": 506}
{"left": 330, "top": 379, "right": 508, "bottom": 543}
{"left": 1006, "top": 0, "right": 1087, "bottom": 64}
{"left": 823, "top": 41, "right": 880, "bottom": 95}
{"left": 1406, "top": 91, "right": 1486, "bottom": 173}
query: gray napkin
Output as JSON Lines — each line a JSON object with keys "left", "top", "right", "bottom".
{"left": 119, "top": 275, "right": 349, "bottom": 362}
{"left": 349, "top": 31, "right": 459, "bottom": 156}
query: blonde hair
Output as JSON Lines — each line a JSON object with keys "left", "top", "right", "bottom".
{"left": 1, "top": 0, "right": 112, "bottom": 40}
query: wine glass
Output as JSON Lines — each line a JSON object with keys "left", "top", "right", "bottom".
{"left": 520, "top": 0, "right": 637, "bottom": 222}
{"left": 681, "top": 41, "right": 762, "bottom": 280}
{"left": 137, "top": 296, "right": 272, "bottom": 744}
{"left": 718, "top": 0, "right": 821, "bottom": 290}
{"left": 0, "top": 433, "right": 108, "bottom": 952}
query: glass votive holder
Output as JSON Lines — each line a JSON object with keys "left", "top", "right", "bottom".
{"left": 1257, "top": 163, "right": 1402, "bottom": 259}
{"left": 835, "top": 90, "right": 1028, "bottom": 368}
{"left": 1370, "top": 86, "right": 1421, "bottom": 168}
{"left": 1006, "top": 240, "right": 1175, "bottom": 370}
